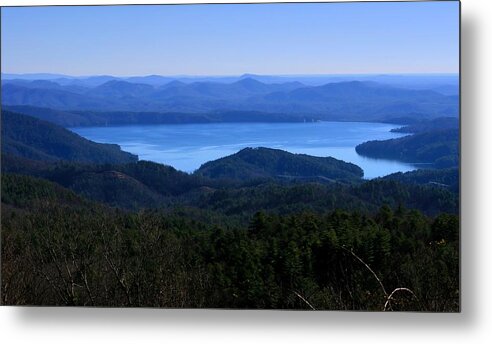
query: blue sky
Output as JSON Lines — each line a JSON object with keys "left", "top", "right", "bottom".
{"left": 1, "top": 2, "right": 459, "bottom": 76}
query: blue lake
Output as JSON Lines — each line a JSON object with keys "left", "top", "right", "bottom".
{"left": 71, "top": 121, "right": 418, "bottom": 179}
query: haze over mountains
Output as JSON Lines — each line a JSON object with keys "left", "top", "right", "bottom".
{"left": 2, "top": 73, "right": 459, "bottom": 124}
{"left": 1, "top": 72, "right": 459, "bottom": 91}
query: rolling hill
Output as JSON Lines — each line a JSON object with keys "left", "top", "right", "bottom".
{"left": 195, "top": 147, "right": 364, "bottom": 181}
{"left": 2, "top": 105, "right": 316, "bottom": 127}
{"left": 390, "top": 117, "right": 459, "bottom": 133}
{"left": 356, "top": 128, "right": 459, "bottom": 168}
{"left": 1, "top": 110, "right": 138, "bottom": 164}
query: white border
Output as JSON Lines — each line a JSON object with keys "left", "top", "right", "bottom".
{"left": 2, "top": 0, "right": 492, "bottom": 343}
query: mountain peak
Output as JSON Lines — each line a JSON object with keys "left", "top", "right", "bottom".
{"left": 97, "top": 80, "right": 154, "bottom": 89}
{"left": 234, "top": 77, "right": 266, "bottom": 88}
{"left": 162, "top": 80, "right": 186, "bottom": 88}
{"left": 239, "top": 73, "right": 259, "bottom": 78}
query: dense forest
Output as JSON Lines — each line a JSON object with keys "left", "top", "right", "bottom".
{"left": 3, "top": 105, "right": 319, "bottom": 128}
{"left": 1, "top": 152, "right": 458, "bottom": 216}
{"left": 195, "top": 147, "right": 364, "bottom": 181}
{"left": 1, "top": 109, "right": 460, "bottom": 311}
{"left": 1, "top": 173, "right": 458, "bottom": 310}
{"left": 356, "top": 128, "right": 459, "bottom": 168}
{"left": 390, "top": 117, "right": 458, "bottom": 133}
{"left": 1, "top": 110, "right": 137, "bottom": 164}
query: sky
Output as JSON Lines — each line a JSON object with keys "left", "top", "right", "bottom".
{"left": 1, "top": 1, "right": 460, "bottom": 76}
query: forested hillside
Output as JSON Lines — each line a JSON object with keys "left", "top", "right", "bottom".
{"left": 390, "top": 117, "right": 459, "bottom": 133}
{"left": 382, "top": 168, "right": 459, "bottom": 192}
{"left": 1, "top": 111, "right": 137, "bottom": 164}
{"left": 3, "top": 105, "right": 317, "bottom": 128}
{"left": 195, "top": 147, "right": 363, "bottom": 181}
{"left": 2, "top": 151, "right": 458, "bottom": 216}
{"left": 1, "top": 173, "right": 459, "bottom": 310}
{"left": 356, "top": 129, "right": 459, "bottom": 168}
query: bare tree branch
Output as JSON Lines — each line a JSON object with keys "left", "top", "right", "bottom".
{"left": 292, "top": 290, "right": 316, "bottom": 310}
{"left": 383, "top": 287, "right": 419, "bottom": 311}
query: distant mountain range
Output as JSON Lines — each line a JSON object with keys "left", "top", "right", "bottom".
{"left": 1, "top": 72, "right": 459, "bottom": 92}
{"left": 2, "top": 75, "right": 459, "bottom": 122}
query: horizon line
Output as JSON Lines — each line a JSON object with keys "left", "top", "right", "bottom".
{"left": 2, "top": 72, "right": 460, "bottom": 79}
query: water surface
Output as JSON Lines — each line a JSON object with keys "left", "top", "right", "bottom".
{"left": 71, "top": 121, "right": 417, "bottom": 179}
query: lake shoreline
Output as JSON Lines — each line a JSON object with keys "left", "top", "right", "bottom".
{"left": 71, "top": 121, "right": 418, "bottom": 179}
{"left": 66, "top": 117, "right": 420, "bottom": 130}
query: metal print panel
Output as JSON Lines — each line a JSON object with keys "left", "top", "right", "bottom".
{"left": 0, "top": 1, "right": 460, "bottom": 311}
